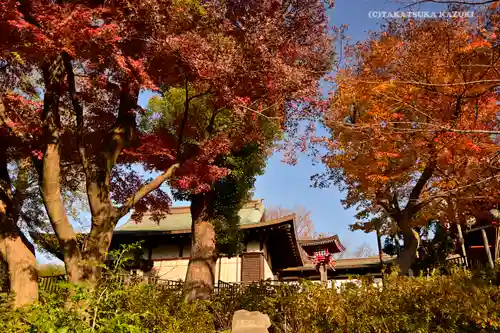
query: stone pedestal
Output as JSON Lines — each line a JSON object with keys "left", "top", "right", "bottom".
{"left": 232, "top": 309, "right": 271, "bottom": 333}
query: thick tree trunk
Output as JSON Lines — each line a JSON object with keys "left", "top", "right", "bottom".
{"left": 0, "top": 152, "right": 38, "bottom": 307}
{"left": 0, "top": 216, "right": 39, "bottom": 308}
{"left": 39, "top": 58, "right": 83, "bottom": 283}
{"left": 82, "top": 205, "right": 117, "bottom": 283}
{"left": 77, "top": 83, "right": 140, "bottom": 283}
{"left": 2, "top": 233, "right": 38, "bottom": 308}
{"left": 184, "top": 195, "right": 217, "bottom": 302}
{"left": 398, "top": 225, "right": 419, "bottom": 276}
{"left": 40, "top": 145, "right": 83, "bottom": 283}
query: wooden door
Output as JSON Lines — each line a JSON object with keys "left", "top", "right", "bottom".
{"left": 241, "top": 252, "right": 264, "bottom": 283}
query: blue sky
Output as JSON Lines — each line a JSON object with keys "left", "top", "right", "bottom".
{"left": 249, "top": 0, "right": 451, "bottom": 254}
{"left": 244, "top": 0, "right": 448, "bottom": 253}
{"left": 248, "top": 0, "right": 398, "bottom": 254}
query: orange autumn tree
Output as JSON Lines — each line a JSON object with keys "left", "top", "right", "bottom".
{"left": 317, "top": 18, "right": 500, "bottom": 274}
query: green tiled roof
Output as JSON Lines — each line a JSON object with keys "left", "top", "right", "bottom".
{"left": 116, "top": 200, "right": 265, "bottom": 233}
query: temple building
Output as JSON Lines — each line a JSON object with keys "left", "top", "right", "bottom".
{"left": 112, "top": 200, "right": 303, "bottom": 283}
{"left": 111, "top": 199, "right": 391, "bottom": 285}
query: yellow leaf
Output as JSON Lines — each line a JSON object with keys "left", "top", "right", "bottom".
{"left": 10, "top": 52, "right": 24, "bottom": 65}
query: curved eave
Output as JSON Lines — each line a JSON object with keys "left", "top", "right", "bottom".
{"left": 112, "top": 214, "right": 304, "bottom": 269}
{"left": 280, "top": 256, "right": 396, "bottom": 275}
{"left": 300, "top": 235, "right": 346, "bottom": 253}
{"left": 253, "top": 215, "right": 304, "bottom": 269}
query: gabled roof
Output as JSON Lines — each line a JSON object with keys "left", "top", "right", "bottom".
{"left": 112, "top": 200, "right": 304, "bottom": 269}
{"left": 299, "top": 235, "right": 346, "bottom": 254}
{"left": 115, "top": 199, "right": 265, "bottom": 234}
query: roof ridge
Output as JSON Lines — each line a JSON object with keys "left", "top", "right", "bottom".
{"left": 137, "top": 199, "right": 265, "bottom": 216}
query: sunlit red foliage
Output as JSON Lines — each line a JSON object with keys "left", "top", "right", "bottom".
{"left": 0, "top": 0, "right": 333, "bottom": 282}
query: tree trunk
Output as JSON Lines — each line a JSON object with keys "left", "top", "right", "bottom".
{"left": 0, "top": 151, "right": 38, "bottom": 307}
{"left": 184, "top": 195, "right": 216, "bottom": 302}
{"left": 3, "top": 233, "right": 38, "bottom": 308}
{"left": 82, "top": 205, "right": 117, "bottom": 283}
{"left": 398, "top": 225, "right": 419, "bottom": 276}
{"left": 77, "top": 83, "right": 140, "bottom": 283}
{"left": 39, "top": 58, "right": 83, "bottom": 283}
{"left": 40, "top": 140, "right": 83, "bottom": 283}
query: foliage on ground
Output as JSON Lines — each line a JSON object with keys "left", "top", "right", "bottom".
{"left": 0, "top": 266, "right": 499, "bottom": 333}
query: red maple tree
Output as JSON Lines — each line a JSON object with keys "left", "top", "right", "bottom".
{"left": 0, "top": 0, "right": 333, "bottom": 305}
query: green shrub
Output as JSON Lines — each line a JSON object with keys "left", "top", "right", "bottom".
{"left": 1, "top": 246, "right": 498, "bottom": 332}
{"left": 0, "top": 270, "right": 499, "bottom": 333}
{"left": 218, "top": 271, "right": 499, "bottom": 333}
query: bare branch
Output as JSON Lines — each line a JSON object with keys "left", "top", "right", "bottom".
{"left": 335, "top": 121, "right": 500, "bottom": 135}
{"left": 118, "top": 163, "right": 180, "bottom": 218}
{"left": 359, "top": 79, "right": 500, "bottom": 87}
{"left": 410, "top": 0, "right": 498, "bottom": 5}
{"left": 240, "top": 104, "right": 281, "bottom": 120}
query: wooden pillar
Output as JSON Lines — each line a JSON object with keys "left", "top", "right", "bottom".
{"left": 495, "top": 226, "right": 499, "bottom": 262}
{"left": 481, "top": 228, "right": 494, "bottom": 268}
{"left": 319, "top": 264, "right": 327, "bottom": 283}
{"left": 451, "top": 199, "right": 468, "bottom": 268}
{"left": 456, "top": 224, "right": 469, "bottom": 268}
{"left": 235, "top": 255, "right": 239, "bottom": 283}
{"left": 217, "top": 256, "right": 222, "bottom": 284}
{"left": 375, "top": 225, "right": 385, "bottom": 287}
{"left": 376, "top": 224, "right": 384, "bottom": 271}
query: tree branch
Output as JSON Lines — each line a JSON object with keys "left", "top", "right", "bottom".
{"left": 0, "top": 151, "right": 35, "bottom": 255}
{"left": 407, "top": 158, "right": 437, "bottom": 209}
{"left": 377, "top": 200, "right": 391, "bottom": 214}
{"left": 176, "top": 77, "right": 191, "bottom": 157}
{"left": 187, "top": 89, "right": 212, "bottom": 102}
{"left": 417, "top": 173, "right": 500, "bottom": 206}
{"left": 116, "top": 81, "right": 213, "bottom": 218}
{"left": 106, "top": 83, "right": 138, "bottom": 176}
{"left": 118, "top": 84, "right": 220, "bottom": 218}
{"left": 11, "top": 157, "right": 31, "bottom": 222}
{"left": 62, "top": 52, "right": 91, "bottom": 180}
{"left": 391, "top": 192, "right": 400, "bottom": 212}
{"left": 118, "top": 163, "right": 180, "bottom": 218}
{"left": 335, "top": 121, "right": 500, "bottom": 135}
{"left": 359, "top": 79, "right": 500, "bottom": 87}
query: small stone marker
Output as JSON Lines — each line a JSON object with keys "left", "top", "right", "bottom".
{"left": 231, "top": 309, "right": 271, "bottom": 333}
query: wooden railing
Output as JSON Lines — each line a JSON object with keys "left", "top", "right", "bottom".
{"left": 446, "top": 255, "right": 468, "bottom": 267}
{"left": 3, "top": 275, "right": 298, "bottom": 299}
{"left": 39, "top": 275, "right": 67, "bottom": 293}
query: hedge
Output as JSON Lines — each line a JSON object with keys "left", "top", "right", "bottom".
{"left": 0, "top": 267, "right": 499, "bottom": 333}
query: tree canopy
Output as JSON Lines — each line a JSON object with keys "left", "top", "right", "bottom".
{"left": 0, "top": 0, "right": 334, "bottom": 305}
{"left": 317, "top": 16, "right": 499, "bottom": 273}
